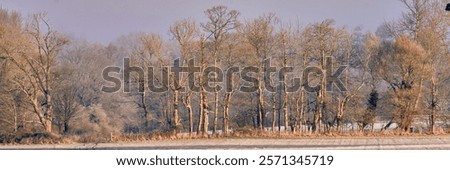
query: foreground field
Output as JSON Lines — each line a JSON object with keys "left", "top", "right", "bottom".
{"left": 1, "top": 135, "right": 450, "bottom": 150}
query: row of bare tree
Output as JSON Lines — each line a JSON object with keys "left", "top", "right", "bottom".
{"left": 1, "top": 0, "right": 450, "bottom": 139}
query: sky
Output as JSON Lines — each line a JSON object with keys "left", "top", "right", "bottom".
{"left": 0, "top": 0, "right": 406, "bottom": 44}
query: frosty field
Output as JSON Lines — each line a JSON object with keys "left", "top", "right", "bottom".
{"left": 2, "top": 135, "right": 450, "bottom": 150}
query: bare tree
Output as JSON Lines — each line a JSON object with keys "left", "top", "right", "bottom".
{"left": 202, "top": 6, "right": 240, "bottom": 134}
{"left": 300, "top": 19, "right": 347, "bottom": 133}
{"left": 126, "top": 33, "right": 173, "bottom": 132}
{"left": 241, "top": 13, "right": 278, "bottom": 130}
{"left": 52, "top": 84, "right": 79, "bottom": 134}
{"left": 170, "top": 19, "right": 199, "bottom": 135}
{"left": 0, "top": 9, "right": 27, "bottom": 134}
{"left": 220, "top": 32, "right": 250, "bottom": 135}
{"left": 2, "top": 13, "right": 69, "bottom": 133}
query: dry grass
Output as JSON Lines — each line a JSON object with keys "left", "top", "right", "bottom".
{"left": 104, "top": 129, "right": 449, "bottom": 143}
{"left": 0, "top": 132, "right": 71, "bottom": 145}
{"left": 2, "top": 129, "right": 448, "bottom": 145}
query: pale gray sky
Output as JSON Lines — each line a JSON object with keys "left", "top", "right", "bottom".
{"left": 1, "top": 0, "right": 405, "bottom": 44}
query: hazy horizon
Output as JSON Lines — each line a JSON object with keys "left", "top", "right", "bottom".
{"left": 1, "top": 0, "right": 406, "bottom": 44}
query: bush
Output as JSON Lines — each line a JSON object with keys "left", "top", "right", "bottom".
{"left": 0, "top": 132, "right": 64, "bottom": 144}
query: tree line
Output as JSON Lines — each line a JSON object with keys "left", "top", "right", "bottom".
{"left": 1, "top": 0, "right": 450, "bottom": 141}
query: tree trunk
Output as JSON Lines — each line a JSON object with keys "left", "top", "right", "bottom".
{"left": 44, "top": 91, "right": 53, "bottom": 133}
{"left": 430, "top": 76, "right": 436, "bottom": 134}
{"left": 13, "top": 100, "right": 18, "bottom": 133}
{"left": 31, "top": 98, "right": 52, "bottom": 133}
{"left": 312, "top": 52, "right": 326, "bottom": 133}
{"left": 222, "top": 92, "right": 231, "bottom": 135}
{"left": 173, "top": 90, "right": 180, "bottom": 133}
{"left": 283, "top": 84, "right": 289, "bottom": 133}
{"left": 382, "top": 117, "right": 395, "bottom": 132}
{"left": 407, "top": 77, "right": 424, "bottom": 132}
{"left": 213, "top": 92, "right": 219, "bottom": 134}
{"left": 63, "top": 121, "right": 69, "bottom": 134}
{"left": 272, "top": 93, "right": 276, "bottom": 132}
{"left": 141, "top": 92, "right": 149, "bottom": 130}
{"left": 257, "top": 85, "right": 265, "bottom": 130}
{"left": 202, "top": 89, "right": 209, "bottom": 136}
{"left": 336, "top": 97, "right": 348, "bottom": 133}
{"left": 182, "top": 94, "right": 193, "bottom": 136}
{"left": 277, "top": 91, "right": 281, "bottom": 132}
{"left": 299, "top": 88, "right": 305, "bottom": 133}
{"left": 164, "top": 108, "right": 171, "bottom": 130}
{"left": 313, "top": 91, "right": 322, "bottom": 133}
{"left": 197, "top": 92, "right": 203, "bottom": 135}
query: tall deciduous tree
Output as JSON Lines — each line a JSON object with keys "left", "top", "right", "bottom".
{"left": 377, "top": 35, "right": 428, "bottom": 132}
{"left": 300, "top": 19, "right": 347, "bottom": 133}
{"left": 241, "top": 13, "right": 277, "bottom": 130}
{"left": 3, "top": 13, "right": 68, "bottom": 133}
{"left": 170, "top": 19, "right": 199, "bottom": 135}
{"left": 202, "top": 5, "right": 240, "bottom": 134}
